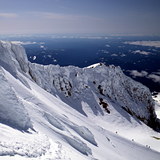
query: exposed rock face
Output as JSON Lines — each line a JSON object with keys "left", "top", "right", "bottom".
{"left": 0, "top": 41, "right": 159, "bottom": 130}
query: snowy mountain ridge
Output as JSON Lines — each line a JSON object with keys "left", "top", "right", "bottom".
{"left": 29, "top": 61, "right": 159, "bottom": 130}
{"left": 0, "top": 41, "right": 160, "bottom": 160}
{"left": 0, "top": 41, "right": 158, "bottom": 130}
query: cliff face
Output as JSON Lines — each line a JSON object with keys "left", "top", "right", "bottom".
{"left": 0, "top": 41, "right": 159, "bottom": 130}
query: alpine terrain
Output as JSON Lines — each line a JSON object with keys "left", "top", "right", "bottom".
{"left": 0, "top": 41, "right": 160, "bottom": 160}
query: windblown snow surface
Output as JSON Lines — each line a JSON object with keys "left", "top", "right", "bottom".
{"left": 0, "top": 41, "right": 160, "bottom": 160}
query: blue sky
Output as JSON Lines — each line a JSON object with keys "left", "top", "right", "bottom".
{"left": 0, "top": 0, "right": 160, "bottom": 35}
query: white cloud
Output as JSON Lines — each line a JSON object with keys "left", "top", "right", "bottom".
{"left": 132, "top": 50, "right": 151, "bottom": 55}
{"left": 79, "top": 36, "right": 103, "bottom": 39}
{"left": 111, "top": 54, "right": 118, "bottom": 56}
{"left": 31, "top": 11, "right": 100, "bottom": 22}
{"left": 41, "top": 12, "right": 68, "bottom": 20}
{"left": 152, "top": 70, "right": 160, "bottom": 76}
{"left": 147, "top": 74, "right": 160, "bottom": 83}
{"left": 11, "top": 41, "right": 38, "bottom": 45}
{"left": 98, "top": 49, "right": 109, "bottom": 54}
{"left": 125, "top": 41, "right": 160, "bottom": 48}
{"left": 7, "top": 11, "right": 103, "bottom": 34}
{"left": 105, "top": 44, "right": 110, "bottom": 47}
{"left": 129, "top": 70, "right": 148, "bottom": 78}
{"left": 128, "top": 69, "right": 160, "bottom": 83}
{"left": 0, "top": 13, "right": 18, "bottom": 18}
{"left": 120, "top": 54, "right": 126, "bottom": 57}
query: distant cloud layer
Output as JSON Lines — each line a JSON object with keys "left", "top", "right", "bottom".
{"left": 0, "top": 13, "right": 18, "bottom": 18}
{"left": 10, "top": 41, "right": 37, "bottom": 45}
{"left": 0, "top": 11, "right": 104, "bottom": 34}
{"left": 132, "top": 50, "right": 151, "bottom": 55}
{"left": 0, "top": 0, "right": 160, "bottom": 34}
{"left": 129, "top": 70, "right": 148, "bottom": 78}
{"left": 125, "top": 41, "right": 160, "bottom": 48}
{"left": 147, "top": 74, "right": 160, "bottom": 83}
{"left": 128, "top": 70, "right": 160, "bottom": 84}
{"left": 111, "top": 54, "right": 118, "bottom": 57}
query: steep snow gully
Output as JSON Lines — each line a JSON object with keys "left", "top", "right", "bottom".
{"left": 0, "top": 41, "right": 160, "bottom": 160}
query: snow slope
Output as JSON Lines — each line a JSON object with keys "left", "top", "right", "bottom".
{"left": 0, "top": 41, "right": 160, "bottom": 160}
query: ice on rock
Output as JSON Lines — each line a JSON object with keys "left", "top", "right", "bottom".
{"left": 10, "top": 42, "right": 29, "bottom": 73}
{"left": 0, "top": 41, "right": 29, "bottom": 75}
{"left": 0, "top": 41, "right": 30, "bottom": 89}
{"left": 0, "top": 67, "right": 32, "bottom": 130}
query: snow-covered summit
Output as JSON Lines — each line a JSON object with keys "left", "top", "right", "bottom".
{"left": 86, "top": 62, "right": 104, "bottom": 68}
{"left": 0, "top": 41, "right": 160, "bottom": 160}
